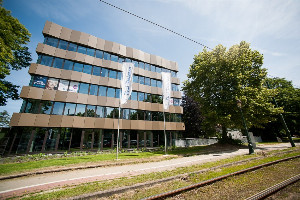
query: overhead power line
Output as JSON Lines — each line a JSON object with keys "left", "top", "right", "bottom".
{"left": 99, "top": 0, "right": 212, "bottom": 50}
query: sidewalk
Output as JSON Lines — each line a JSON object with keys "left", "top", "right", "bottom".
{"left": 0, "top": 143, "right": 297, "bottom": 198}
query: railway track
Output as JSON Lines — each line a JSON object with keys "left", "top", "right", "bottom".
{"left": 141, "top": 155, "right": 300, "bottom": 200}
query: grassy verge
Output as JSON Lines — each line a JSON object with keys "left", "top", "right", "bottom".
{"left": 19, "top": 147, "right": 300, "bottom": 200}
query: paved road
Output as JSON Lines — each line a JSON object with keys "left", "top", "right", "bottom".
{"left": 0, "top": 143, "right": 297, "bottom": 198}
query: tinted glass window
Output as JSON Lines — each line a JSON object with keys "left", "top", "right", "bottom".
{"left": 86, "top": 48, "right": 95, "bottom": 57}
{"left": 118, "top": 57, "right": 125, "bottom": 63}
{"left": 58, "top": 80, "right": 69, "bottom": 91}
{"left": 145, "top": 93, "right": 151, "bottom": 102}
{"left": 79, "top": 83, "right": 89, "bottom": 94}
{"left": 111, "top": 54, "right": 118, "bottom": 62}
{"left": 52, "top": 58, "right": 64, "bottom": 69}
{"left": 122, "top": 109, "right": 130, "bottom": 120}
{"left": 40, "top": 55, "right": 53, "bottom": 66}
{"left": 130, "top": 109, "right": 137, "bottom": 120}
{"left": 133, "top": 75, "right": 139, "bottom": 83}
{"left": 64, "top": 103, "right": 76, "bottom": 116}
{"left": 73, "top": 63, "right": 83, "bottom": 72}
{"left": 145, "top": 111, "right": 151, "bottom": 121}
{"left": 145, "top": 63, "right": 150, "bottom": 71}
{"left": 133, "top": 60, "right": 138, "bottom": 67}
{"left": 137, "top": 110, "right": 145, "bottom": 120}
{"left": 157, "top": 80, "right": 162, "bottom": 88}
{"left": 131, "top": 91, "right": 137, "bottom": 101}
{"left": 93, "top": 66, "right": 101, "bottom": 76}
{"left": 58, "top": 40, "right": 68, "bottom": 50}
{"left": 83, "top": 64, "right": 92, "bottom": 74}
{"left": 63, "top": 60, "right": 74, "bottom": 70}
{"left": 173, "top": 98, "right": 180, "bottom": 106}
{"left": 32, "top": 76, "right": 47, "bottom": 88}
{"left": 86, "top": 105, "right": 96, "bottom": 117}
{"left": 45, "top": 37, "right": 58, "bottom": 47}
{"left": 106, "top": 107, "right": 114, "bottom": 118}
{"left": 95, "top": 50, "right": 103, "bottom": 59}
{"left": 156, "top": 67, "right": 162, "bottom": 73}
{"left": 151, "top": 65, "right": 156, "bottom": 72}
{"left": 103, "top": 52, "right": 110, "bottom": 60}
{"left": 171, "top": 71, "right": 177, "bottom": 77}
{"left": 145, "top": 77, "right": 150, "bottom": 86}
{"left": 115, "top": 88, "right": 120, "bottom": 99}
{"left": 151, "top": 79, "right": 157, "bottom": 87}
{"left": 138, "top": 92, "right": 144, "bottom": 101}
{"left": 139, "top": 62, "right": 145, "bottom": 69}
{"left": 117, "top": 71, "right": 122, "bottom": 80}
{"left": 158, "top": 112, "right": 164, "bottom": 121}
{"left": 24, "top": 99, "right": 40, "bottom": 114}
{"left": 40, "top": 101, "right": 53, "bottom": 114}
{"left": 77, "top": 45, "right": 86, "bottom": 54}
{"left": 89, "top": 84, "right": 98, "bottom": 96}
{"left": 101, "top": 68, "right": 108, "bottom": 77}
{"left": 96, "top": 106, "right": 106, "bottom": 118}
{"left": 68, "top": 81, "right": 79, "bottom": 93}
{"left": 109, "top": 70, "right": 117, "bottom": 79}
{"left": 107, "top": 87, "right": 115, "bottom": 98}
{"left": 68, "top": 43, "right": 77, "bottom": 52}
{"left": 125, "top": 58, "right": 131, "bottom": 62}
{"left": 46, "top": 78, "right": 59, "bottom": 90}
{"left": 158, "top": 95, "right": 163, "bottom": 104}
{"left": 139, "top": 76, "right": 145, "bottom": 85}
{"left": 52, "top": 102, "right": 65, "bottom": 115}
{"left": 152, "top": 112, "right": 158, "bottom": 121}
{"left": 99, "top": 86, "right": 107, "bottom": 96}
{"left": 75, "top": 104, "right": 86, "bottom": 116}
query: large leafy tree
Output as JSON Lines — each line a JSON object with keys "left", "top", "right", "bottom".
{"left": 0, "top": 1, "right": 32, "bottom": 106}
{"left": 0, "top": 110, "right": 10, "bottom": 127}
{"left": 183, "top": 41, "right": 282, "bottom": 139}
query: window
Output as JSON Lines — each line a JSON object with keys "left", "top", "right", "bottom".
{"left": 133, "top": 75, "right": 139, "bottom": 83}
{"left": 115, "top": 88, "right": 120, "bottom": 99}
{"left": 157, "top": 95, "right": 163, "bottom": 104}
{"left": 86, "top": 48, "right": 95, "bottom": 57}
{"left": 68, "top": 43, "right": 77, "bottom": 52}
{"left": 101, "top": 68, "right": 108, "bottom": 77}
{"left": 93, "top": 66, "right": 101, "bottom": 76}
{"left": 158, "top": 112, "right": 164, "bottom": 121}
{"left": 95, "top": 50, "right": 103, "bottom": 59}
{"left": 96, "top": 106, "right": 106, "bottom": 118}
{"left": 86, "top": 105, "right": 96, "bottom": 117}
{"left": 64, "top": 103, "right": 76, "bottom": 116}
{"left": 77, "top": 45, "right": 86, "bottom": 54}
{"left": 106, "top": 107, "right": 114, "bottom": 118}
{"left": 125, "top": 58, "right": 131, "bottom": 63}
{"left": 132, "top": 60, "right": 139, "bottom": 67}
{"left": 151, "top": 65, "right": 156, "bottom": 72}
{"left": 137, "top": 110, "right": 145, "bottom": 120}
{"left": 109, "top": 70, "right": 117, "bottom": 79}
{"left": 144, "top": 93, "right": 151, "bottom": 102}
{"left": 58, "top": 80, "right": 69, "bottom": 91}
{"left": 139, "top": 62, "right": 145, "bottom": 69}
{"left": 156, "top": 67, "right": 162, "bottom": 73}
{"left": 40, "top": 55, "right": 53, "bottom": 66}
{"left": 103, "top": 52, "right": 110, "bottom": 60}
{"left": 46, "top": 78, "right": 59, "bottom": 90}
{"left": 173, "top": 98, "right": 180, "bottom": 106}
{"left": 75, "top": 104, "right": 86, "bottom": 116}
{"left": 171, "top": 71, "right": 177, "bottom": 77}
{"left": 83, "top": 64, "right": 92, "bottom": 74}
{"left": 63, "top": 60, "right": 74, "bottom": 70}
{"left": 58, "top": 40, "right": 68, "bottom": 50}
{"left": 99, "top": 86, "right": 107, "bottom": 96}
{"left": 152, "top": 112, "right": 158, "bottom": 121}
{"left": 145, "top": 111, "right": 151, "bottom": 121}
{"left": 89, "top": 84, "right": 98, "bottom": 96}
{"left": 45, "top": 37, "right": 58, "bottom": 47}
{"left": 107, "top": 87, "right": 115, "bottom": 98}
{"left": 172, "top": 84, "right": 179, "bottom": 91}
{"left": 111, "top": 54, "right": 118, "bottom": 62}
{"left": 68, "top": 81, "right": 79, "bottom": 93}
{"left": 117, "top": 71, "right": 122, "bottom": 80}
{"left": 118, "top": 57, "right": 125, "bottom": 63}
{"left": 130, "top": 109, "right": 137, "bottom": 120}
{"left": 157, "top": 80, "right": 162, "bottom": 88}
{"left": 139, "top": 76, "right": 145, "bottom": 85}
{"left": 151, "top": 94, "right": 158, "bottom": 103}
{"left": 24, "top": 99, "right": 40, "bottom": 114}
{"left": 145, "top": 63, "right": 150, "bottom": 71}
{"left": 131, "top": 91, "right": 137, "bottom": 101}
{"left": 145, "top": 77, "right": 150, "bottom": 86}
{"left": 52, "top": 102, "right": 65, "bottom": 115}
{"left": 138, "top": 92, "right": 144, "bottom": 101}
{"left": 122, "top": 109, "right": 130, "bottom": 120}
{"left": 73, "top": 63, "right": 83, "bottom": 72}
{"left": 79, "top": 83, "right": 89, "bottom": 94}
{"left": 32, "top": 76, "right": 47, "bottom": 88}
{"left": 52, "top": 58, "right": 64, "bottom": 69}
{"left": 40, "top": 101, "right": 53, "bottom": 114}
{"left": 151, "top": 79, "right": 157, "bottom": 87}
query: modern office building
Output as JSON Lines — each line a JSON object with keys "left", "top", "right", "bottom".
{"left": 6, "top": 21, "right": 184, "bottom": 155}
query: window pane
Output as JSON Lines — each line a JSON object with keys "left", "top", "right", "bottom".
{"left": 131, "top": 91, "right": 137, "bottom": 101}
{"left": 58, "top": 80, "right": 69, "bottom": 91}
{"left": 158, "top": 112, "right": 164, "bottom": 121}
{"left": 79, "top": 83, "right": 89, "bottom": 94}
{"left": 58, "top": 40, "right": 68, "bottom": 50}
{"left": 117, "top": 71, "right": 122, "bottom": 80}
{"left": 77, "top": 45, "right": 86, "bottom": 54}
{"left": 40, "top": 55, "right": 53, "bottom": 66}
{"left": 73, "top": 63, "right": 83, "bottom": 72}
{"left": 52, "top": 58, "right": 64, "bottom": 69}
{"left": 139, "top": 62, "right": 145, "bottom": 69}
{"left": 133, "top": 75, "right": 139, "bottom": 83}
{"left": 151, "top": 79, "right": 157, "bottom": 87}
{"left": 145, "top": 77, "right": 150, "bottom": 86}
{"left": 171, "top": 71, "right": 177, "bottom": 77}
{"left": 145, "top": 111, "right": 151, "bottom": 121}
{"left": 152, "top": 112, "right": 158, "bottom": 121}
{"left": 89, "top": 84, "right": 98, "bottom": 96}
{"left": 145, "top": 63, "right": 150, "bottom": 71}
{"left": 63, "top": 60, "right": 74, "bottom": 70}
{"left": 68, "top": 43, "right": 77, "bottom": 52}
{"left": 46, "top": 78, "right": 59, "bottom": 90}
{"left": 139, "top": 76, "right": 145, "bottom": 85}
{"left": 24, "top": 99, "right": 40, "bottom": 114}
{"left": 107, "top": 87, "right": 115, "bottom": 98}
{"left": 111, "top": 54, "right": 118, "bottom": 62}
{"left": 106, "top": 107, "right": 114, "bottom": 118}
{"left": 130, "top": 109, "right": 137, "bottom": 120}
{"left": 145, "top": 93, "right": 151, "bottom": 102}
{"left": 93, "top": 66, "right": 101, "bottom": 76}
{"left": 156, "top": 67, "right": 162, "bottom": 73}
{"left": 75, "top": 104, "right": 86, "bottom": 116}
{"left": 157, "top": 80, "right": 162, "bottom": 88}
{"left": 115, "top": 88, "right": 120, "bottom": 99}
{"left": 64, "top": 103, "right": 76, "bottom": 116}
{"left": 137, "top": 110, "right": 145, "bottom": 120}
{"left": 101, "top": 68, "right": 108, "bottom": 77}
{"left": 103, "top": 52, "right": 110, "bottom": 60}
{"left": 32, "top": 76, "right": 47, "bottom": 88}
{"left": 95, "top": 50, "right": 103, "bottom": 59}
{"left": 86, "top": 48, "right": 95, "bottom": 57}
{"left": 68, "top": 81, "right": 79, "bottom": 93}
{"left": 99, "top": 86, "right": 107, "bottom": 96}
{"left": 96, "top": 106, "right": 106, "bottom": 118}
{"left": 118, "top": 57, "right": 125, "bottom": 63}
{"left": 52, "top": 102, "right": 65, "bottom": 115}
{"left": 122, "top": 109, "right": 130, "bottom": 120}
{"left": 138, "top": 92, "right": 144, "bottom": 101}
{"left": 158, "top": 95, "right": 163, "bottom": 104}
{"left": 86, "top": 105, "right": 96, "bottom": 117}
{"left": 40, "top": 101, "right": 53, "bottom": 114}
{"left": 83, "top": 64, "right": 92, "bottom": 74}
{"left": 151, "top": 65, "right": 156, "bottom": 72}
{"left": 132, "top": 60, "right": 138, "bottom": 67}
{"left": 173, "top": 98, "right": 180, "bottom": 106}
{"left": 45, "top": 37, "right": 58, "bottom": 47}
{"left": 113, "top": 108, "right": 119, "bottom": 118}
{"left": 109, "top": 70, "right": 117, "bottom": 79}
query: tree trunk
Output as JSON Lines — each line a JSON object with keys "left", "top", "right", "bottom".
{"left": 222, "top": 125, "right": 228, "bottom": 140}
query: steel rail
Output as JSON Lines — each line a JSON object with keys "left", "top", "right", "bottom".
{"left": 141, "top": 155, "right": 300, "bottom": 200}
{"left": 245, "top": 174, "right": 300, "bottom": 200}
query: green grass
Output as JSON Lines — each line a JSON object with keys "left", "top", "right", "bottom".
{"left": 19, "top": 147, "right": 300, "bottom": 200}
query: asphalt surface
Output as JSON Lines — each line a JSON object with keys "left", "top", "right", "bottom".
{"left": 0, "top": 143, "right": 297, "bottom": 198}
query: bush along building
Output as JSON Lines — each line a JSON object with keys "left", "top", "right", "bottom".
{"left": 6, "top": 21, "right": 184, "bottom": 155}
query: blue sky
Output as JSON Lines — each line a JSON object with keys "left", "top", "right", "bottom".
{"left": 2, "top": 0, "right": 300, "bottom": 115}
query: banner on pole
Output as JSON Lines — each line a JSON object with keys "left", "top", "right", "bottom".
{"left": 161, "top": 72, "right": 171, "bottom": 110}
{"left": 121, "top": 62, "right": 135, "bottom": 105}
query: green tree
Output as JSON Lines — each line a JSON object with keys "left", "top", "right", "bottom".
{"left": 0, "top": 1, "right": 32, "bottom": 106}
{"left": 0, "top": 110, "right": 10, "bottom": 127}
{"left": 183, "top": 41, "right": 282, "bottom": 139}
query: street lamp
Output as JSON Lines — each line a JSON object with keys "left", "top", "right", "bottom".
{"left": 237, "top": 99, "right": 254, "bottom": 154}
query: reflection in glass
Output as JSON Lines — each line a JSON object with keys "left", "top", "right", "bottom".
{"left": 89, "top": 84, "right": 98, "bottom": 96}
{"left": 96, "top": 106, "right": 106, "bottom": 118}
{"left": 79, "top": 83, "right": 89, "bottom": 94}
{"left": 40, "top": 101, "right": 53, "bottom": 114}
{"left": 58, "top": 40, "right": 68, "bottom": 50}
{"left": 130, "top": 109, "right": 137, "bottom": 120}
{"left": 93, "top": 66, "right": 101, "bottom": 76}
{"left": 58, "top": 80, "right": 69, "bottom": 91}
{"left": 52, "top": 58, "right": 64, "bottom": 69}
{"left": 122, "top": 109, "right": 130, "bottom": 119}
{"left": 75, "top": 104, "right": 86, "bottom": 116}
{"left": 68, "top": 81, "right": 79, "bottom": 93}
{"left": 101, "top": 68, "right": 108, "bottom": 77}
{"left": 64, "top": 103, "right": 76, "bottom": 116}
{"left": 131, "top": 91, "right": 137, "bottom": 101}
{"left": 73, "top": 63, "right": 83, "bottom": 72}
{"left": 68, "top": 43, "right": 77, "bottom": 52}
{"left": 40, "top": 55, "right": 53, "bottom": 66}
{"left": 52, "top": 102, "right": 65, "bottom": 115}
{"left": 63, "top": 60, "right": 74, "bottom": 70}
{"left": 106, "top": 107, "right": 114, "bottom": 118}
{"left": 95, "top": 50, "right": 103, "bottom": 59}
{"left": 77, "top": 45, "right": 87, "bottom": 54}
{"left": 46, "top": 78, "right": 59, "bottom": 90}
{"left": 107, "top": 87, "right": 115, "bottom": 98}
{"left": 138, "top": 92, "right": 144, "bottom": 101}
{"left": 83, "top": 64, "right": 92, "bottom": 74}
{"left": 86, "top": 105, "right": 96, "bottom": 117}
{"left": 99, "top": 86, "right": 107, "bottom": 96}
{"left": 86, "top": 48, "right": 95, "bottom": 57}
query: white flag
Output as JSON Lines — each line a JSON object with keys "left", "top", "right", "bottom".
{"left": 121, "top": 62, "right": 135, "bottom": 105}
{"left": 161, "top": 72, "right": 171, "bottom": 110}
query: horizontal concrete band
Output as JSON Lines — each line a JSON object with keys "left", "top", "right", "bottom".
{"left": 28, "top": 64, "right": 182, "bottom": 98}
{"left": 43, "top": 21, "right": 179, "bottom": 72}
{"left": 10, "top": 113, "right": 185, "bottom": 130}
{"left": 20, "top": 86, "right": 183, "bottom": 113}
